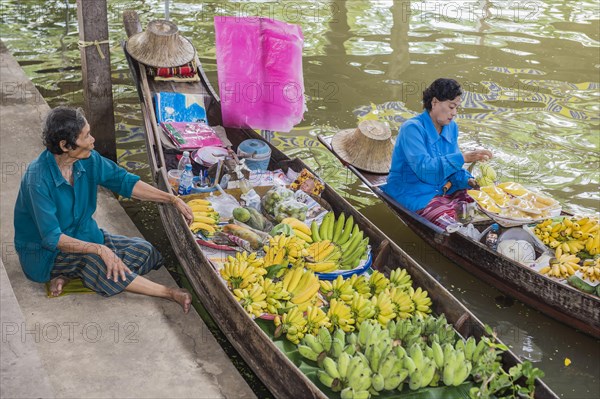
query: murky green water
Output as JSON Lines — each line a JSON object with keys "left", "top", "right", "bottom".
{"left": 2, "top": 0, "right": 599, "bottom": 397}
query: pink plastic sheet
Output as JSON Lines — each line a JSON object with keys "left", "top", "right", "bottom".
{"left": 214, "top": 17, "right": 305, "bottom": 132}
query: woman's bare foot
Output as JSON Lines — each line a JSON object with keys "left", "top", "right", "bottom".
{"left": 170, "top": 288, "right": 192, "bottom": 314}
{"left": 49, "top": 276, "right": 69, "bottom": 297}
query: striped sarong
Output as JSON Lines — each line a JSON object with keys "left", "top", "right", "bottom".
{"left": 51, "top": 230, "right": 163, "bottom": 297}
{"left": 417, "top": 190, "right": 474, "bottom": 229}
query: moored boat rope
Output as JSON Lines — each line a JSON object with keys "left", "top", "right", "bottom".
{"left": 78, "top": 39, "right": 110, "bottom": 59}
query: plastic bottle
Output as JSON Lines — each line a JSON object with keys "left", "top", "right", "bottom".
{"left": 177, "top": 151, "right": 192, "bottom": 171}
{"left": 485, "top": 223, "right": 499, "bottom": 251}
{"left": 178, "top": 164, "right": 194, "bottom": 195}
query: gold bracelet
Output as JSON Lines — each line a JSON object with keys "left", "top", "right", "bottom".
{"left": 169, "top": 195, "right": 179, "bottom": 204}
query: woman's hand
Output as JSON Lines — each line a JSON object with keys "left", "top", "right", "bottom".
{"left": 463, "top": 149, "right": 493, "bottom": 163}
{"left": 99, "top": 245, "right": 132, "bottom": 282}
{"left": 173, "top": 197, "right": 194, "bottom": 225}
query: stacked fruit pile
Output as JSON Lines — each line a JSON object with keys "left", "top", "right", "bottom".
{"left": 534, "top": 216, "right": 599, "bottom": 257}
{"left": 533, "top": 216, "right": 599, "bottom": 282}
{"left": 299, "top": 315, "right": 520, "bottom": 398}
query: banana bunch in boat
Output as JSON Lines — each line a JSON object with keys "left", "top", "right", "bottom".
{"left": 219, "top": 251, "right": 265, "bottom": 290}
{"left": 260, "top": 277, "right": 291, "bottom": 315}
{"left": 539, "top": 254, "right": 581, "bottom": 279}
{"left": 278, "top": 217, "right": 314, "bottom": 243}
{"left": 534, "top": 216, "right": 599, "bottom": 256}
{"left": 263, "top": 233, "right": 307, "bottom": 270}
{"left": 309, "top": 212, "right": 369, "bottom": 271}
{"left": 280, "top": 267, "right": 321, "bottom": 311}
{"left": 577, "top": 258, "right": 600, "bottom": 283}
{"left": 186, "top": 198, "right": 219, "bottom": 236}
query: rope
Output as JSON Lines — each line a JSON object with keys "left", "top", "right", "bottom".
{"left": 78, "top": 39, "right": 110, "bottom": 59}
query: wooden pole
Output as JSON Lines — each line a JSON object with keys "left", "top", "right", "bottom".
{"left": 76, "top": 0, "right": 117, "bottom": 161}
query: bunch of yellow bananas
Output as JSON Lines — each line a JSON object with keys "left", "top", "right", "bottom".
{"left": 348, "top": 274, "right": 372, "bottom": 298}
{"left": 387, "top": 286, "right": 415, "bottom": 320}
{"left": 305, "top": 240, "right": 338, "bottom": 261}
{"left": 369, "top": 271, "right": 390, "bottom": 296}
{"left": 409, "top": 287, "right": 432, "bottom": 317}
{"left": 261, "top": 277, "right": 291, "bottom": 314}
{"left": 280, "top": 217, "right": 313, "bottom": 243}
{"left": 233, "top": 285, "right": 267, "bottom": 318}
{"left": 370, "top": 292, "right": 397, "bottom": 327}
{"left": 389, "top": 268, "right": 413, "bottom": 290}
{"left": 579, "top": 258, "right": 600, "bottom": 283}
{"left": 187, "top": 198, "right": 220, "bottom": 235}
{"left": 320, "top": 275, "right": 355, "bottom": 303}
{"left": 274, "top": 306, "right": 308, "bottom": 344}
{"left": 219, "top": 252, "right": 265, "bottom": 289}
{"left": 304, "top": 305, "right": 332, "bottom": 335}
{"left": 534, "top": 216, "right": 599, "bottom": 256}
{"left": 349, "top": 292, "right": 375, "bottom": 325}
{"left": 539, "top": 254, "right": 581, "bottom": 279}
{"left": 327, "top": 298, "right": 356, "bottom": 332}
{"left": 281, "top": 267, "right": 320, "bottom": 309}
{"left": 264, "top": 234, "right": 307, "bottom": 268}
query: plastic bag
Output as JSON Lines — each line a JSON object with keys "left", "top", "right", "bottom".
{"left": 274, "top": 198, "right": 308, "bottom": 222}
{"left": 261, "top": 184, "right": 294, "bottom": 216}
{"left": 208, "top": 185, "right": 240, "bottom": 219}
{"left": 214, "top": 17, "right": 305, "bottom": 132}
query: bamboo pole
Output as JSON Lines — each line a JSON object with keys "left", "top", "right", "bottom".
{"left": 76, "top": 0, "right": 116, "bottom": 161}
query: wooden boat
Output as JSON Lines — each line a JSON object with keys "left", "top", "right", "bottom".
{"left": 317, "top": 134, "right": 600, "bottom": 339}
{"left": 122, "top": 11, "right": 557, "bottom": 398}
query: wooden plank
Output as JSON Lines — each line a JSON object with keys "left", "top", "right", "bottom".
{"left": 76, "top": 0, "right": 116, "bottom": 161}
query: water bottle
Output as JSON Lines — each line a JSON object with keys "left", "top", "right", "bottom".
{"left": 178, "top": 151, "right": 191, "bottom": 171}
{"left": 178, "top": 164, "right": 194, "bottom": 195}
{"left": 485, "top": 223, "right": 499, "bottom": 251}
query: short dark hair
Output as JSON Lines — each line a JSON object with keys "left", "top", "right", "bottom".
{"left": 42, "top": 106, "right": 87, "bottom": 154}
{"left": 422, "top": 78, "right": 463, "bottom": 110}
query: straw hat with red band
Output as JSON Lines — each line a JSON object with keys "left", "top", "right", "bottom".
{"left": 126, "top": 20, "right": 195, "bottom": 68}
{"left": 331, "top": 120, "right": 395, "bottom": 174}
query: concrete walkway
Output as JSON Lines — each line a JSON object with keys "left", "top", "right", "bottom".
{"left": 0, "top": 41, "right": 255, "bottom": 398}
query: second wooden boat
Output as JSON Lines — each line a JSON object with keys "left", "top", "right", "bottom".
{"left": 318, "top": 134, "right": 600, "bottom": 339}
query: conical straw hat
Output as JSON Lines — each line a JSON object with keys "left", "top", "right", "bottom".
{"left": 126, "top": 20, "right": 195, "bottom": 68}
{"left": 331, "top": 120, "right": 394, "bottom": 174}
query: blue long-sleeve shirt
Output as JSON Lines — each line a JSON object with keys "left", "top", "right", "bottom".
{"left": 13, "top": 150, "right": 140, "bottom": 283}
{"left": 381, "top": 111, "right": 472, "bottom": 212}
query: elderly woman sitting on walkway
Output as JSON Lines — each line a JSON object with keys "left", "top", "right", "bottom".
{"left": 14, "top": 106, "right": 194, "bottom": 313}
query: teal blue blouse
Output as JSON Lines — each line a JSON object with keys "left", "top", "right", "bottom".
{"left": 381, "top": 111, "right": 472, "bottom": 212}
{"left": 13, "top": 150, "right": 140, "bottom": 282}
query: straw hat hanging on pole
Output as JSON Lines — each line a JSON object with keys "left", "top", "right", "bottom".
{"left": 331, "top": 120, "right": 395, "bottom": 174}
{"left": 126, "top": 19, "right": 195, "bottom": 67}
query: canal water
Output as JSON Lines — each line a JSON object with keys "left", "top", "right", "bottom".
{"left": 1, "top": 0, "right": 598, "bottom": 397}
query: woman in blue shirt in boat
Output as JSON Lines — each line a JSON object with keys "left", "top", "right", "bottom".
{"left": 14, "top": 107, "right": 195, "bottom": 313}
{"left": 382, "top": 78, "right": 493, "bottom": 227}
